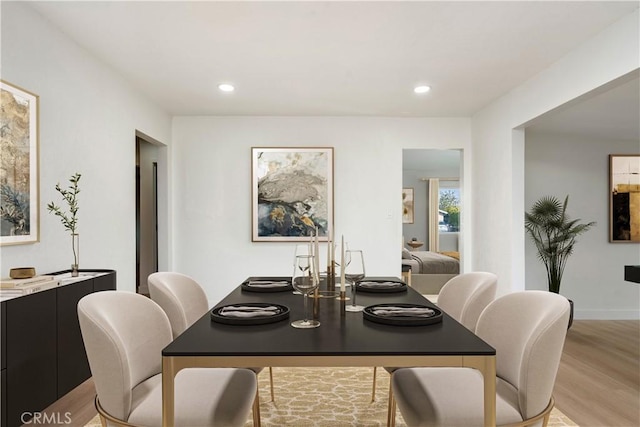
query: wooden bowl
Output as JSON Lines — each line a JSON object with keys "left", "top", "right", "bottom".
{"left": 9, "top": 267, "right": 36, "bottom": 279}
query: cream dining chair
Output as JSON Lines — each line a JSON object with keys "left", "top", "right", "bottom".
{"left": 148, "top": 271, "right": 276, "bottom": 402}
{"left": 372, "top": 271, "right": 498, "bottom": 402}
{"left": 390, "top": 290, "right": 571, "bottom": 427}
{"left": 433, "top": 271, "right": 499, "bottom": 331}
{"left": 78, "top": 290, "right": 258, "bottom": 427}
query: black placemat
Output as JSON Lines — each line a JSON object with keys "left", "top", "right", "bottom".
{"left": 356, "top": 279, "right": 407, "bottom": 293}
{"left": 211, "top": 302, "right": 290, "bottom": 325}
{"left": 363, "top": 303, "right": 442, "bottom": 326}
{"left": 241, "top": 277, "right": 293, "bottom": 292}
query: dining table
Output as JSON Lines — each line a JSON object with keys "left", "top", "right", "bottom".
{"left": 161, "top": 277, "right": 496, "bottom": 427}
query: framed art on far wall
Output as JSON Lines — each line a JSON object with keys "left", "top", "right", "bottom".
{"left": 251, "top": 147, "right": 334, "bottom": 242}
{"left": 610, "top": 154, "right": 640, "bottom": 243}
{"left": 402, "top": 188, "right": 414, "bottom": 224}
{"left": 0, "top": 80, "right": 39, "bottom": 245}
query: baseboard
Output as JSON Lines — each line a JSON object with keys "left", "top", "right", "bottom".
{"left": 574, "top": 309, "right": 640, "bottom": 320}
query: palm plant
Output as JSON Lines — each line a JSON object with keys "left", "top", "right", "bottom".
{"left": 525, "top": 195, "right": 595, "bottom": 294}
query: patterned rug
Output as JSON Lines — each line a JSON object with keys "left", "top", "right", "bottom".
{"left": 86, "top": 367, "right": 578, "bottom": 426}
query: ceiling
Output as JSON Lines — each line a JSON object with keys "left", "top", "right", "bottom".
{"left": 28, "top": 1, "right": 639, "bottom": 119}
{"left": 527, "top": 74, "right": 640, "bottom": 141}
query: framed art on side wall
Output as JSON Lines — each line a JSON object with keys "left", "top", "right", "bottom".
{"left": 252, "top": 147, "right": 334, "bottom": 242}
{"left": 0, "top": 80, "right": 39, "bottom": 245}
{"left": 402, "top": 188, "right": 414, "bottom": 224}
{"left": 610, "top": 154, "right": 640, "bottom": 243}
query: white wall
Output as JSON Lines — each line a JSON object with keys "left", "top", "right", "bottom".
{"left": 401, "top": 172, "right": 428, "bottom": 243}
{"left": 525, "top": 133, "right": 640, "bottom": 319}
{"left": 0, "top": 2, "right": 171, "bottom": 290}
{"left": 171, "top": 117, "right": 471, "bottom": 304}
{"left": 472, "top": 9, "right": 639, "bottom": 296}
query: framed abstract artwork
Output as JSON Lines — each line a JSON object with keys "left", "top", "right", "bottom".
{"left": 610, "top": 154, "right": 640, "bottom": 243}
{"left": 0, "top": 80, "right": 39, "bottom": 245}
{"left": 402, "top": 188, "right": 414, "bottom": 224}
{"left": 252, "top": 147, "right": 334, "bottom": 241}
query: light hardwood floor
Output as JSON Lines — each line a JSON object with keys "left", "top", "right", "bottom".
{"left": 30, "top": 320, "right": 639, "bottom": 427}
{"left": 553, "top": 320, "right": 639, "bottom": 427}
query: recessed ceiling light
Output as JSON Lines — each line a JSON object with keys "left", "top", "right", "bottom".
{"left": 218, "top": 83, "right": 235, "bottom": 92}
{"left": 414, "top": 85, "right": 431, "bottom": 94}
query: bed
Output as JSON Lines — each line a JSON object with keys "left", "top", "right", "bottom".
{"left": 402, "top": 248, "right": 459, "bottom": 295}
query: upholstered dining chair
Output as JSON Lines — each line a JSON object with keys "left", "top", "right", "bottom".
{"left": 371, "top": 272, "right": 498, "bottom": 401}
{"left": 78, "top": 290, "right": 258, "bottom": 427}
{"left": 148, "top": 271, "right": 276, "bottom": 402}
{"left": 390, "top": 290, "right": 571, "bottom": 427}
{"left": 433, "top": 271, "right": 499, "bottom": 331}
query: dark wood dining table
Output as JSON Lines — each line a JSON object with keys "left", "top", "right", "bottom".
{"left": 162, "top": 277, "right": 496, "bottom": 426}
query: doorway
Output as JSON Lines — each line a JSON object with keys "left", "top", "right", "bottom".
{"left": 402, "top": 149, "right": 462, "bottom": 256}
{"left": 136, "top": 136, "right": 160, "bottom": 294}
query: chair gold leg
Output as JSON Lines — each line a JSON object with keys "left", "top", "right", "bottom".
{"left": 387, "top": 377, "right": 396, "bottom": 427}
{"left": 95, "top": 396, "right": 137, "bottom": 427}
{"left": 269, "top": 367, "right": 275, "bottom": 402}
{"left": 371, "top": 367, "right": 378, "bottom": 402}
{"left": 253, "top": 386, "right": 261, "bottom": 427}
{"left": 502, "top": 397, "right": 555, "bottom": 427}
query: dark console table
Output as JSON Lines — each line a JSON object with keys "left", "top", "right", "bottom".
{"left": 0, "top": 269, "right": 116, "bottom": 427}
{"left": 624, "top": 265, "right": 640, "bottom": 284}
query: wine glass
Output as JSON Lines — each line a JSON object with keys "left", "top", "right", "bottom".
{"left": 344, "top": 250, "right": 366, "bottom": 312}
{"left": 292, "top": 244, "right": 311, "bottom": 294}
{"left": 333, "top": 242, "right": 349, "bottom": 269}
{"left": 334, "top": 242, "right": 349, "bottom": 289}
{"left": 293, "top": 244, "right": 311, "bottom": 264}
{"left": 291, "top": 255, "right": 321, "bottom": 328}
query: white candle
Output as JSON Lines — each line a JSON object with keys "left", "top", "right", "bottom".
{"left": 340, "top": 235, "right": 345, "bottom": 292}
{"left": 310, "top": 241, "right": 316, "bottom": 281}
{"left": 330, "top": 229, "right": 334, "bottom": 262}
{"left": 326, "top": 235, "right": 331, "bottom": 270}
{"left": 314, "top": 228, "right": 320, "bottom": 282}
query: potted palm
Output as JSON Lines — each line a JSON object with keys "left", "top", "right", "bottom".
{"left": 525, "top": 195, "right": 595, "bottom": 327}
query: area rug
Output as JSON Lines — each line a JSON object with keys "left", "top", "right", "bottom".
{"left": 85, "top": 367, "right": 578, "bottom": 426}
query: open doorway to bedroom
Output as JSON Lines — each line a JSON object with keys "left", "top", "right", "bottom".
{"left": 402, "top": 149, "right": 462, "bottom": 293}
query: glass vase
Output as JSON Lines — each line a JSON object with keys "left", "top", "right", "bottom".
{"left": 71, "top": 233, "right": 79, "bottom": 277}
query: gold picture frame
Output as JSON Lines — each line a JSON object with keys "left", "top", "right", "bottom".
{"left": 0, "top": 80, "right": 40, "bottom": 245}
{"left": 609, "top": 154, "right": 640, "bottom": 243}
{"left": 251, "top": 147, "right": 334, "bottom": 242}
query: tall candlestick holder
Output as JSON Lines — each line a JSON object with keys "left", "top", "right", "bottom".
{"left": 326, "top": 263, "right": 335, "bottom": 292}
{"left": 313, "top": 289, "right": 320, "bottom": 319}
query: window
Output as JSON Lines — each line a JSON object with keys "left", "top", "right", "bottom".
{"left": 439, "top": 186, "right": 460, "bottom": 232}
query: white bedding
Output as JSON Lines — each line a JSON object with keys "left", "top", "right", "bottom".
{"left": 403, "top": 251, "right": 459, "bottom": 274}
